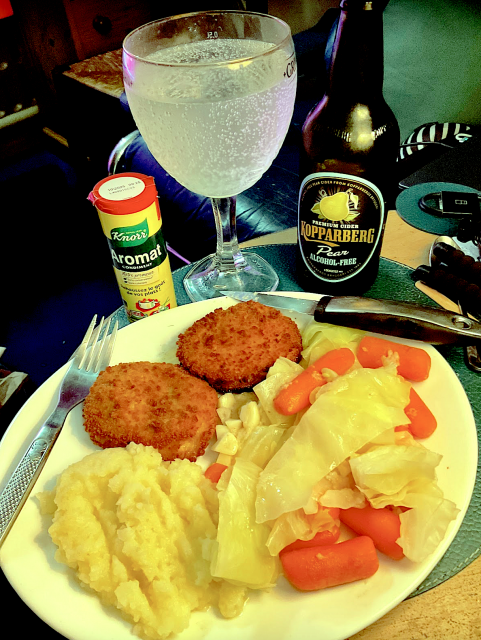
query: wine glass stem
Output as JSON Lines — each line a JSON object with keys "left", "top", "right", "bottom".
{"left": 211, "top": 196, "right": 247, "bottom": 271}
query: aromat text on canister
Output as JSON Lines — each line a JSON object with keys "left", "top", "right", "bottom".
{"left": 89, "top": 173, "right": 177, "bottom": 322}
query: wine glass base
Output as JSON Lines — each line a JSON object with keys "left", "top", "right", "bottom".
{"left": 183, "top": 251, "right": 279, "bottom": 302}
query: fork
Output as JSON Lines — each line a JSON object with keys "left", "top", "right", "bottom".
{"left": 0, "top": 315, "right": 118, "bottom": 547}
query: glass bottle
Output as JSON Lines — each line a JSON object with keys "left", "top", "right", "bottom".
{"left": 297, "top": 0, "right": 399, "bottom": 295}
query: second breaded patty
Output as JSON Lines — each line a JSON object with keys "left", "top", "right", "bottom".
{"left": 83, "top": 361, "right": 218, "bottom": 461}
{"left": 176, "top": 300, "right": 303, "bottom": 392}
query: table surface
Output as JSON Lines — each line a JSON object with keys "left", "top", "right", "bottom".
{"left": 6, "top": 208, "right": 479, "bottom": 638}
{"left": 240, "top": 211, "right": 481, "bottom": 640}
{"left": 35, "top": 43, "right": 481, "bottom": 640}
{"left": 62, "top": 49, "right": 124, "bottom": 98}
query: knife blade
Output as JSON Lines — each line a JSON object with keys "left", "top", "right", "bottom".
{"left": 220, "top": 291, "right": 481, "bottom": 345}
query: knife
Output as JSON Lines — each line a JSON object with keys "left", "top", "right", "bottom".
{"left": 221, "top": 291, "right": 481, "bottom": 345}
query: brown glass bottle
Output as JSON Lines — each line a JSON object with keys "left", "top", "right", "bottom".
{"left": 297, "top": 0, "right": 399, "bottom": 295}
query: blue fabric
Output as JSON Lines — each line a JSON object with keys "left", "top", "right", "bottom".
{"left": 123, "top": 136, "right": 214, "bottom": 261}
{"left": 120, "top": 121, "right": 308, "bottom": 262}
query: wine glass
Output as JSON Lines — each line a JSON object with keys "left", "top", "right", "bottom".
{"left": 123, "top": 10, "right": 297, "bottom": 301}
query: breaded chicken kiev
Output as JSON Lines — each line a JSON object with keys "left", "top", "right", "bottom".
{"left": 176, "top": 300, "right": 303, "bottom": 392}
{"left": 83, "top": 361, "right": 218, "bottom": 461}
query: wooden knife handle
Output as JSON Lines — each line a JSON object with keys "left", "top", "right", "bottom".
{"left": 315, "top": 296, "right": 481, "bottom": 344}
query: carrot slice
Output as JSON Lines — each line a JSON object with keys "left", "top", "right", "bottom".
{"left": 403, "top": 387, "right": 437, "bottom": 438}
{"left": 273, "top": 348, "right": 355, "bottom": 415}
{"left": 204, "top": 463, "right": 228, "bottom": 483}
{"left": 340, "top": 505, "right": 404, "bottom": 561}
{"left": 281, "top": 536, "right": 379, "bottom": 591}
{"left": 357, "top": 335, "right": 431, "bottom": 381}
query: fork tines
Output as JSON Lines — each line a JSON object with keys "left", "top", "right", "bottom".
{"left": 74, "top": 315, "right": 118, "bottom": 374}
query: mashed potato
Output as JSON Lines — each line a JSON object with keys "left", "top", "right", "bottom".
{"left": 38, "top": 443, "right": 247, "bottom": 639}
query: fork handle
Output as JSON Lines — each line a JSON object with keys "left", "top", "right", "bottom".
{"left": 0, "top": 407, "right": 67, "bottom": 547}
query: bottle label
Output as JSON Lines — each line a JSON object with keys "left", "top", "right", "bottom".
{"left": 298, "top": 172, "right": 384, "bottom": 283}
{"left": 108, "top": 221, "right": 167, "bottom": 273}
{"left": 97, "top": 200, "right": 177, "bottom": 322}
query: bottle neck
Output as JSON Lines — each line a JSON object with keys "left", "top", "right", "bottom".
{"left": 327, "top": 2, "right": 385, "bottom": 99}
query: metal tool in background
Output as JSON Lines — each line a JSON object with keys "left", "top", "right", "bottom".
{"left": 412, "top": 236, "right": 481, "bottom": 317}
{"left": 424, "top": 189, "right": 481, "bottom": 260}
{"left": 427, "top": 236, "right": 481, "bottom": 373}
{"left": 221, "top": 291, "right": 481, "bottom": 346}
{"left": 0, "top": 315, "right": 118, "bottom": 548}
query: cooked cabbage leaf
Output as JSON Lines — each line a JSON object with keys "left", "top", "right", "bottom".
{"left": 398, "top": 488, "right": 459, "bottom": 562}
{"left": 302, "top": 321, "right": 365, "bottom": 366}
{"left": 253, "top": 357, "right": 304, "bottom": 427}
{"left": 211, "top": 458, "right": 279, "bottom": 589}
{"left": 238, "top": 424, "right": 287, "bottom": 469}
{"left": 319, "top": 487, "right": 366, "bottom": 509}
{"left": 255, "top": 365, "right": 410, "bottom": 523}
{"left": 266, "top": 506, "right": 338, "bottom": 556}
{"left": 305, "top": 460, "right": 365, "bottom": 512}
{"left": 350, "top": 443, "right": 459, "bottom": 562}
{"left": 349, "top": 444, "right": 441, "bottom": 504}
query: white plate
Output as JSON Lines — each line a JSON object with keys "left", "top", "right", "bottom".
{"left": 0, "top": 294, "right": 477, "bottom": 640}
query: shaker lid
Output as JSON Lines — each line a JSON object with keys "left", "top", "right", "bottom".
{"left": 88, "top": 173, "right": 158, "bottom": 215}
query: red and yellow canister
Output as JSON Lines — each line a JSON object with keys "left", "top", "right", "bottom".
{"left": 89, "top": 173, "right": 177, "bottom": 322}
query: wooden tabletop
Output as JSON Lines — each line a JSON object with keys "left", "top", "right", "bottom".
{"left": 241, "top": 210, "right": 433, "bottom": 268}
{"left": 45, "top": 43, "right": 481, "bottom": 640}
{"left": 241, "top": 211, "right": 481, "bottom": 639}
{"left": 62, "top": 49, "right": 124, "bottom": 98}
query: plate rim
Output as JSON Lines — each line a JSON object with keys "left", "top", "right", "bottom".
{"left": 0, "top": 293, "right": 478, "bottom": 640}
